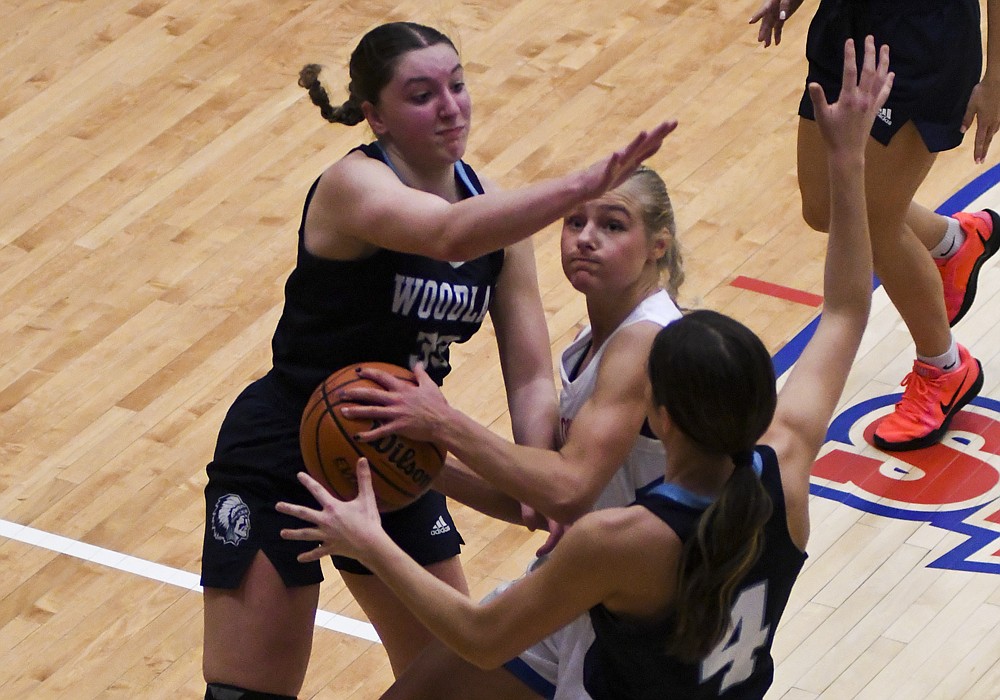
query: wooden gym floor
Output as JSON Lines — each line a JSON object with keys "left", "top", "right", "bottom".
{"left": 2, "top": 0, "right": 999, "bottom": 697}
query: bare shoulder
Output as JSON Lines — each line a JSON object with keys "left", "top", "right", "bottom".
{"left": 304, "top": 150, "right": 404, "bottom": 258}
{"left": 608, "top": 318, "right": 663, "bottom": 349}
{"left": 574, "top": 505, "right": 678, "bottom": 552}
{"left": 570, "top": 506, "right": 681, "bottom": 616}
{"left": 317, "top": 148, "right": 394, "bottom": 195}
{"left": 595, "top": 320, "right": 663, "bottom": 385}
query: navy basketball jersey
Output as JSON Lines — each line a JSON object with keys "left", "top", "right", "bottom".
{"left": 269, "top": 143, "right": 504, "bottom": 401}
{"left": 582, "top": 446, "right": 806, "bottom": 699}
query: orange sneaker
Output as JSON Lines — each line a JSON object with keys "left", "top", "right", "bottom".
{"left": 937, "top": 210, "right": 1000, "bottom": 326}
{"left": 873, "top": 345, "right": 983, "bottom": 451}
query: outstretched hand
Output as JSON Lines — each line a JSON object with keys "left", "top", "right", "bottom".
{"left": 578, "top": 120, "right": 678, "bottom": 200}
{"left": 749, "top": 0, "right": 805, "bottom": 47}
{"left": 276, "top": 459, "right": 383, "bottom": 563}
{"left": 808, "top": 36, "right": 894, "bottom": 154}
{"left": 338, "top": 362, "right": 449, "bottom": 443}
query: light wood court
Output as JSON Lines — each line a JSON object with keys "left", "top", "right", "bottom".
{"left": 2, "top": 0, "right": 999, "bottom": 697}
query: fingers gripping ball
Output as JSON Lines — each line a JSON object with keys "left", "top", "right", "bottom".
{"left": 300, "top": 362, "right": 446, "bottom": 512}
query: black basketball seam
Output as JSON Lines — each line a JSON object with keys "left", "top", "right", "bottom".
{"left": 302, "top": 394, "right": 350, "bottom": 500}
{"left": 313, "top": 417, "right": 351, "bottom": 500}
{"left": 322, "top": 377, "right": 420, "bottom": 504}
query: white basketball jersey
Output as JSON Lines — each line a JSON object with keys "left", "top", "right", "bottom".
{"left": 558, "top": 289, "right": 682, "bottom": 512}
{"left": 510, "top": 289, "right": 683, "bottom": 700}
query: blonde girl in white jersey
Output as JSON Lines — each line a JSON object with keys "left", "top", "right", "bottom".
{"left": 289, "top": 165, "right": 687, "bottom": 697}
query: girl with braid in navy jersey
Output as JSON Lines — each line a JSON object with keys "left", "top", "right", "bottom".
{"left": 277, "top": 37, "right": 891, "bottom": 699}
{"left": 199, "top": 21, "right": 674, "bottom": 700}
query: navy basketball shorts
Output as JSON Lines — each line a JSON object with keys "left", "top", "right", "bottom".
{"left": 798, "top": 0, "right": 982, "bottom": 152}
{"left": 200, "top": 375, "right": 464, "bottom": 588}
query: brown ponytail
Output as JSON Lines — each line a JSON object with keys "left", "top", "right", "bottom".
{"left": 666, "top": 456, "right": 772, "bottom": 661}
{"left": 647, "top": 311, "right": 778, "bottom": 661}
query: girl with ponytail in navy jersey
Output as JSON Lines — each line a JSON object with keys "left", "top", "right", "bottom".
{"left": 199, "top": 20, "right": 673, "bottom": 700}
{"left": 277, "top": 37, "right": 891, "bottom": 699}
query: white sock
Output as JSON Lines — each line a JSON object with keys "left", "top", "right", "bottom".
{"left": 918, "top": 340, "right": 960, "bottom": 372}
{"left": 930, "top": 217, "right": 965, "bottom": 259}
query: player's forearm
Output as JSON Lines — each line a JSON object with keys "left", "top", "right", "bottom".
{"left": 362, "top": 534, "right": 505, "bottom": 668}
{"left": 437, "top": 406, "right": 590, "bottom": 522}
{"left": 435, "top": 457, "right": 525, "bottom": 524}
{"left": 506, "top": 376, "right": 559, "bottom": 450}
{"left": 822, "top": 150, "right": 872, "bottom": 321}
{"left": 436, "top": 174, "right": 592, "bottom": 261}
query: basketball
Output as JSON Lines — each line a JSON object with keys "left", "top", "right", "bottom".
{"left": 299, "top": 362, "right": 446, "bottom": 512}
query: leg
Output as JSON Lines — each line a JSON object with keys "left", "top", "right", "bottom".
{"left": 800, "top": 126, "right": 950, "bottom": 248}
{"left": 906, "top": 201, "right": 949, "bottom": 250}
{"left": 342, "top": 556, "right": 470, "bottom": 677}
{"left": 796, "top": 117, "right": 834, "bottom": 235}
{"left": 800, "top": 118, "right": 949, "bottom": 355}
{"left": 866, "top": 131, "right": 950, "bottom": 356}
{"left": 797, "top": 117, "right": 982, "bottom": 450}
{"left": 381, "top": 640, "right": 541, "bottom": 700}
{"left": 203, "top": 552, "right": 319, "bottom": 696}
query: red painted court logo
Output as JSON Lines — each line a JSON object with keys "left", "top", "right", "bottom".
{"left": 814, "top": 395, "right": 1000, "bottom": 574}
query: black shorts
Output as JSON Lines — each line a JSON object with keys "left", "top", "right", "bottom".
{"left": 200, "top": 374, "right": 464, "bottom": 588}
{"left": 798, "top": 0, "right": 982, "bottom": 152}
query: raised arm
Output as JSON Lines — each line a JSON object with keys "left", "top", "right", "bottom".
{"left": 762, "top": 37, "right": 893, "bottom": 546}
{"left": 310, "top": 122, "right": 677, "bottom": 262}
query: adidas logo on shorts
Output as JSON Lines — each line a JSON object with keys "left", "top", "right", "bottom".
{"left": 877, "top": 107, "right": 892, "bottom": 126}
{"left": 430, "top": 516, "right": 452, "bottom": 536}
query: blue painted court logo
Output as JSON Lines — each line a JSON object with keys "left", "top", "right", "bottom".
{"left": 812, "top": 396, "right": 1000, "bottom": 575}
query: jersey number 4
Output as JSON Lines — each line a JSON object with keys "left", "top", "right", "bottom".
{"left": 700, "top": 581, "right": 771, "bottom": 692}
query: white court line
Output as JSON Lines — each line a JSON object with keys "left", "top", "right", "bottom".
{"left": 0, "top": 518, "right": 381, "bottom": 643}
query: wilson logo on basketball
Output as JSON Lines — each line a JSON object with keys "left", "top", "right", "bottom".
{"left": 369, "top": 423, "right": 435, "bottom": 491}
{"left": 814, "top": 395, "right": 1000, "bottom": 574}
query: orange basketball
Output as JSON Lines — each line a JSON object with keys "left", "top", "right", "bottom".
{"left": 299, "top": 362, "right": 446, "bottom": 512}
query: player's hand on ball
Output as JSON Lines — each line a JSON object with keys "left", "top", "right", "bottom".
{"left": 301, "top": 361, "right": 445, "bottom": 511}
{"left": 277, "top": 459, "right": 383, "bottom": 563}
{"left": 340, "top": 362, "right": 450, "bottom": 444}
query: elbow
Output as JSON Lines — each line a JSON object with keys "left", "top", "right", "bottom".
{"left": 432, "top": 220, "right": 494, "bottom": 261}
{"left": 543, "top": 486, "right": 597, "bottom": 524}
{"left": 436, "top": 237, "right": 480, "bottom": 262}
